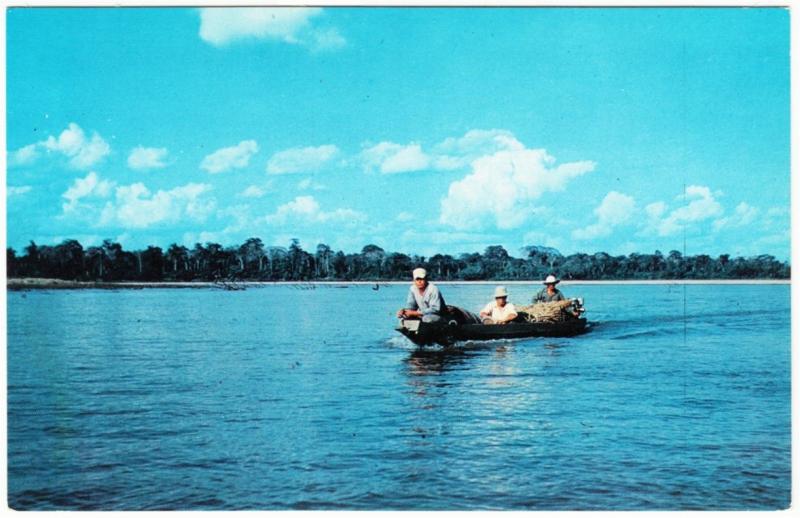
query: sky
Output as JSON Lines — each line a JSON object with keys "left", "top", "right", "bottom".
{"left": 5, "top": 7, "right": 791, "bottom": 260}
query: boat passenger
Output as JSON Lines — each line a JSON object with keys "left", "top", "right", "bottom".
{"left": 533, "top": 274, "right": 566, "bottom": 303}
{"left": 480, "top": 286, "right": 518, "bottom": 325}
{"left": 396, "top": 268, "right": 445, "bottom": 323}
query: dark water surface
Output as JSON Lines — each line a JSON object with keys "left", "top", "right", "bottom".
{"left": 7, "top": 283, "right": 791, "bottom": 510}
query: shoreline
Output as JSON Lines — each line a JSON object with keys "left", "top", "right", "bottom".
{"left": 5, "top": 277, "right": 791, "bottom": 290}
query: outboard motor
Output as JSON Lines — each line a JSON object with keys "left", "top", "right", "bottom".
{"left": 570, "top": 297, "right": 586, "bottom": 317}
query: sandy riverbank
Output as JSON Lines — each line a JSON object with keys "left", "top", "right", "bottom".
{"left": 5, "top": 277, "right": 790, "bottom": 290}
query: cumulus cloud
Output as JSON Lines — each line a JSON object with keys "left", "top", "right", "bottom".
{"left": 263, "top": 195, "right": 366, "bottom": 226}
{"left": 62, "top": 172, "right": 114, "bottom": 213}
{"left": 43, "top": 123, "right": 111, "bottom": 169}
{"left": 649, "top": 185, "right": 723, "bottom": 236}
{"left": 100, "top": 182, "right": 216, "bottom": 229}
{"left": 433, "top": 129, "right": 524, "bottom": 169}
{"left": 713, "top": 202, "right": 759, "bottom": 231}
{"left": 360, "top": 142, "right": 431, "bottom": 174}
{"left": 356, "top": 129, "right": 575, "bottom": 177}
{"left": 439, "top": 146, "right": 596, "bottom": 230}
{"left": 645, "top": 201, "right": 667, "bottom": 219}
{"left": 200, "top": 140, "right": 259, "bottom": 174}
{"left": 128, "top": 146, "right": 169, "bottom": 170}
{"left": 297, "top": 178, "right": 325, "bottom": 191}
{"left": 572, "top": 191, "right": 636, "bottom": 240}
{"left": 198, "top": 7, "right": 345, "bottom": 51}
{"left": 10, "top": 123, "right": 110, "bottom": 170}
{"left": 9, "top": 144, "right": 39, "bottom": 167}
{"left": 266, "top": 144, "right": 339, "bottom": 174}
{"left": 240, "top": 184, "right": 270, "bottom": 198}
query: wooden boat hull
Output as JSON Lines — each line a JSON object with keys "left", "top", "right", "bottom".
{"left": 396, "top": 317, "right": 589, "bottom": 347}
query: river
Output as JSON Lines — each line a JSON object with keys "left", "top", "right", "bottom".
{"left": 6, "top": 283, "right": 791, "bottom": 509}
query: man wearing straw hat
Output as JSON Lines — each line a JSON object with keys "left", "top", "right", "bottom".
{"left": 480, "top": 286, "right": 518, "bottom": 325}
{"left": 396, "top": 267, "right": 446, "bottom": 323}
{"left": 533, "top": 274, "right": 566, "bottom": 303}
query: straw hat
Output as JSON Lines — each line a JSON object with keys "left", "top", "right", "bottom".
{"left": 494, "top": 286, "right": 508, "bottom": 298}
{"left": 543, "top": 274, "right": 560, "bottom": 285}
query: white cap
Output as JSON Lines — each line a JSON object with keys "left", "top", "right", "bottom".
{"left": 412, "top": 268, "right": 427, "bottom": 279}
{"left": 494, "top": 286, "right": 508, "bottom": 298}
{"left": 543, "top": 274, "right": 560, "bottom": 285}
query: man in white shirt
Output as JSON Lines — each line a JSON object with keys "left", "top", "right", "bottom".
{"left": 397, "top": 268, "right": 445, "bottom": 323}
{"left": 480, "top": 286, "right": 518, "bottom": 325}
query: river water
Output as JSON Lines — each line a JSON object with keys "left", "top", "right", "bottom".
{"left": 6, "top": 283, "right": 791, "bottom": 510}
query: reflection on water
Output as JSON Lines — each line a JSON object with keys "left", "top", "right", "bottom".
{"left": 7, "top": 284, "right": 791, "bottom": 510}
{"left": 405, "top": 347, "right": 470, "bottom": 376}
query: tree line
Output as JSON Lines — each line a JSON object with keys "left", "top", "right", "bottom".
{"left": 6, "top": 238, "right": 790, "bottom": 282}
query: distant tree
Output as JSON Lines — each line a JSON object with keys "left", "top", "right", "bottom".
{"left": 385, "top": 252, "right": 413, "bottom": 279}
{"left": 139, "top": 246, "right": 164, "bottom": 281}
{"left": 315, "top": 243, "right": 333, "bottom": 278}
{"left": 239, "top": 238, "right": 265, "bottom": 275}
{"left": 165, "top": 244, "right": 190, "bottom": 278}
{"left": 267, "top": 246, "right": 288, "bottom": 280}
{"left": 5, "top": 236, "right": 791, "bottom": 282}
{"left": 7, "top": 248, "right": 18, "bottom": 277}
{"left": 361, "top": 244, "right": 386, "bottom": 279}
{"left": 54, "top": 239, "right": 84, "bottom": 280}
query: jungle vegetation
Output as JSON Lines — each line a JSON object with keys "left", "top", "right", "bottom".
{"left": 6, "top": 238, "right": 790, "bottom": 282}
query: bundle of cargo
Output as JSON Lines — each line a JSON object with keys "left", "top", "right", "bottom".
{"left": 516, "top": 299, "right": 582, "bottom": 323}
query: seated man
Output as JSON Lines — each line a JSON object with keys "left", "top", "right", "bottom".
{"left": 533, "top": 274, "right": 566, "bottom": 303}
{"left": 396, "top": 268, "right": 445, "bottom": 323}
{"left": 480, "top": 286, "right": 518, "bottom": 325}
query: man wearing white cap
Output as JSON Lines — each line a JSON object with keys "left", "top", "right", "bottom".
{"left": 533, "top": 274, "right": 566, "bottom": 303}
{"left": 480, "top": 286, "right": 518, "bottom": 325}
{"left": 396, "top": 267, "right": 445, "bottom": 323}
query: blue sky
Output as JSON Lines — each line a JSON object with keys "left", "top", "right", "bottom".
{"left": 6, "top": 7, "right": 790, "bottom": 260}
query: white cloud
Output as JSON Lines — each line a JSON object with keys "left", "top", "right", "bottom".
{"left": 263, "top": 195, "right": 366, "bottom": 226}
{"left": 128, "top": 146, "right": 169, "bottom": 170}
{"left": 7, "top": 186, "right": 32, "bottom": 197}
{"left": 572, "top": 191, "right": 636, "bottom": 240}
{"left": 653, "top": 185, "right": 723, "bottom": 236}
{"left": 9, "top": 144, "right": 39, "bottom": 167}
{"left": 240, "top": 185, "right": 269, "bottom": 198}
{"left": 10, "top": 123, "right": 110, "bottom": 170}
{"left": 713, "top": 202, "right": 759, "bottom": 231}
{"left": 645, "top": 201, "right": 667, "bottom": 219}
{"left": 439, "top": 146, "right": 596, "bottom": 230}
{"left": 761, "top": 206, "right": 789, "bottom": 233}
{"left": 396, "top": 211, "right": 414, "bottom": 222}
{"left": 62, "top": 172, "right": 114, "bottom": 213}
{"left": 360, "top": 142, "right": 431, "bottom": 174}
{"left": 433, "top": 129, "right": 524, "bottom": 169}
{"left": 297, "top": 178, "right": 325, "bottom": 191}
{"left": 99, "top": 182, "right": 216, "bottom": 229}
{"left": 239, "top": 180, "right": 274, "bottom": 198}
{"left": 309, "top": 27, "right": 347, "bottom": 51}
{"left": 200, "top": 140, "right": 259, "bottom": 174}
{"left": 355, "top": 129, "right": 567, "bottom": 176}
{"left": 266, "top": 144, "right": 339, "bottom": 174}
{"left": 43, "top": 123, "right": 111, "bottom": 169}
{"left": 198, "top": 7, "right": 344, "bottom": 51}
